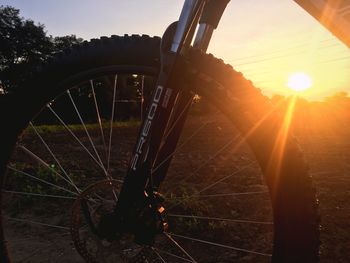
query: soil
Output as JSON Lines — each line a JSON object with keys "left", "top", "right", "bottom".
{"left": 2, "top": 113, "right": 350, "bottom": 262}
{"left": 295, "top": 123, "right": 350, "bottom": 263}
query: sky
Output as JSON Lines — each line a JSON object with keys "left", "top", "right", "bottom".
{"left": 2, "top": 0, "right": 350, "bottom": 100}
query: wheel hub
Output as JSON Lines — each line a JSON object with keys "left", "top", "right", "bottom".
{"left": 70, "top": 180, "right": 167, "bottom": 262}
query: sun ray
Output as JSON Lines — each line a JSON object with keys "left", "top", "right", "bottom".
{"left": 267, "top": 96, "right": 298, "bottom": 196}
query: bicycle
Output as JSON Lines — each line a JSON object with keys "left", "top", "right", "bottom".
{"left": 0, "top": 0, "right": 319, "bottom": 262}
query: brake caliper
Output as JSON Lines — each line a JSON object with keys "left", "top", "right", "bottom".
{"left": 133, "top": 190, "right": 168, "bottom": 245}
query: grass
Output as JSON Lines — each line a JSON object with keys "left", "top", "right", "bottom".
{"left": 23, "top": 119, "right": 141, "bottom": 135}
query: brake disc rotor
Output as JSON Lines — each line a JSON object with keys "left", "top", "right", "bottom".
{"left": 70, "top": 180, "right": 151, "bottom": 263}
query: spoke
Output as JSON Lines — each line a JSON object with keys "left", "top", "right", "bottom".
{"left": 154, "top": 248, "right": 193, "bottom": 262}
{"left": 169, "top": 233, "right": 272, "bottom": 257}
{"left": 152, "top": 248, "right": 167, "bottom": 263}
{"left": 165, "top": 134, "right": 240, "bottom": 193}
{"left": 164, "top": 233, "right": 197, "bottom": 263}
{"left": 174, "top": 190, "right": 268, "bottom": 199}
{"left": 140, "top": 75, "right": 145, "bottom": 121}
{"left": 168, "top": 162, "right": 255, "bottom": 210}
{"left": 167, "top": 214, "right": 272, "bottom": 225}
{"left": 152, "top": 120, "right": 215, "bottom": 175}
{"left": 29, "top": 122, "right": 81, "bottom": 193}
{"left": 107, "top": 74, "right": 118, "bottom": 173}
{"left": 195, "top": 162, "right": 255, "bottom": 194}
{"left": 3, "top": 190, "right": 75, "bottom": 200}
{"left": 149, "top": 93, "right": 193, "bottom": 176}
{"left": 90, "top": 80, "right": 108, "bottom": 165}
{"left": 185, "top": 134, "right": 239, "bottom": 177}
{"left": 161, "top": 97, "right": 193, "bottom": 142}
{"left": 5, "top": 216, "right": 70, "bottom": 230}
{"left": 7, "top": 166, "right": 77, "bottom": 196}
{"left": 18, "top": 146, "right": 79, "bottom": 192}
{"left": 67, "top": 90, "right": 108, "bottom": 177}
{"left": 47, "top": 105, "right": 107, "bottom": 172}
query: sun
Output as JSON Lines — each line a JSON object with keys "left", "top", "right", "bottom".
{"left": 287, "top": 72, "right": 312, "bottom": 92}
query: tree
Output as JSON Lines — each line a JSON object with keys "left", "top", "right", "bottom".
{"left": 325, "top": 91, "right": 350, "bottom": 104}
{"left": 51, "top": 35, "right": 84, "bottom": 53}
{"left": 0, "top": 6, "right": 83, "bottom": 92}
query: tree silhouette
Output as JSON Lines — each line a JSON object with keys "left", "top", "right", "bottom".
{"left": 0, "top": 6, "right": 83, "bottom": 92}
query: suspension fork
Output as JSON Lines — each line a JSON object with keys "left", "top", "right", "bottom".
{"left": 116, "top": 0, "right": 230, "bottom": 211}
{"left": 152, "top": 0, "right": 231, "bottom": 187}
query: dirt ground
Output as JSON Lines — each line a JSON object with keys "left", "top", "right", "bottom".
{"left": 3, "top": 113, "right": 350, "bottom": 262}
{"left": 295, "top": 123, "right": 350, "bottom": 263}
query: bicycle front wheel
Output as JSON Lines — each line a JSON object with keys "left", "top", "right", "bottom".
{"left": 0, "top": 35, "right": 319, "bottom": 262}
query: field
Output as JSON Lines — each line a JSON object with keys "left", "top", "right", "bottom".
{"left": 3, "top": 112, "right": 350, "bottom": 262}
{"left": 296, "top": 122, "right": 350, "bottom": 263}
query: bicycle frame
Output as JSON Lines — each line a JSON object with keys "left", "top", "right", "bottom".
{"left": 115, "top": 0, "right": 230, "bottom": 232}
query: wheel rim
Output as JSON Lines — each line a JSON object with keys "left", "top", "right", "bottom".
{"left": 3, "top": 68, "right": 274, "bottom": 262}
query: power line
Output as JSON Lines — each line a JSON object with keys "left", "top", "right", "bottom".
{"left": 320, "top": 56, "right": 350, "bottom": 64}
{"left": 234, "top": 43, "right": 348, "bottom": 67}
{"left": 244, "top": 57, "right": 350, "bottom": 78}
{"left": 228, "top": 38, "right": 341, "bottom": 61}
{"left": 231, "top": 38, "right": 334, "bottom": 62}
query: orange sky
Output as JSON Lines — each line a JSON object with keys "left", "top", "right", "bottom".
{"left": 3, "top": 0, "right": 350, "bottom": 100}
{"left": 209, "top": 1, "right": 350, "bottom": 100}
